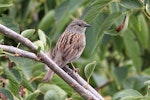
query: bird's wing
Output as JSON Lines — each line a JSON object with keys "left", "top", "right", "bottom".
{"left": 52, "top": 32, "right": 85, "bottom": 64}
{"left": 62, "top": 32, "right": 85, "bottom": 62}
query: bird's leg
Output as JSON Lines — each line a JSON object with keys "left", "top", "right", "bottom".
{"left": 71, "top": 62, "right": 79, "bottom": 73}
{"left": 70, "top": 62, "right": 88, "bottom": 89}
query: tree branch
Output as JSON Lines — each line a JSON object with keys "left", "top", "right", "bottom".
{"left": 63, "top": 66, "right": 103, "bottom": 99}
{"left": 0, "top": 24, "right": 104, "bottom": 100}
{"left": 0, "top": 45, "right": 39, "bottom": 61}
{"left": 0, "top": 44, "right": 103, "bottom": 99}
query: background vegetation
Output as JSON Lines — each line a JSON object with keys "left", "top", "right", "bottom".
{"left": 0, "top": 0, "right": 150, "bottom": 100}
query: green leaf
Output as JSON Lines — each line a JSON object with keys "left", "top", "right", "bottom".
{"left": 0, "top": 34, "right": 4, "bottom": 44}
{"left": 38, "top": 29, "right": 47, "bottom": 46}
{"left": 53, "top": 0, "right": 70, "bottom": 40}
{"left": 104, "top": 29, "right": 119, "bottom": 36}
{"left": 38, "top": 10, "right": 55, "bottom": 31}
{"left": 1, "top": 15, "right": 19, "bottom": 33}
{"left": 109, "top": 2, "right": 120, "bottom": 13}
{"left": 123, "top": 77, "right": 136, "bottom": 89}
{"left": 55, "top": 1, "right": 69, "bottom": 24}
{"left": 68, "top": 0, "right": 84, "bottom": 13}
{"left": 21, "top": 29, "right": 39, "bottom": 42}
{"left": 123, "top": 29, "right": 142, "bottom": 72}
{"left": 0, "top": 48, "right": 3, "bottom": 53}
{"left": 11, "top": 68, "right": 22, "bottom": 82}
{"left": 144, "top": 80, "right": 150, "bottom": 97}
{"left": 37, "top": 46, "right": 41, "bottom": 55}
{"left": 3, "top": 67, "right": 20, "bottom": 85}
{"left": 38, "top": 84, "right": 67, "bottom": 100}
{"left": 8, "top": 56, "right": 39, "bottom": 80}
{"left": 92, "top": 72, "right": 109, "bottom": 87}
{"left": 0, "top": 88, "right": 14, "bottom": 100}
{"left": 144, "top": 2, "right": 150, "bottom": 19}
{"left": 44, "top": 90, "right": 58, "bottom": 100}
{"left": 33, "top": 40, "right": 44, "bottom": 51}
{"left": 44, "top": 0, "right": 55, "bottom": 11}
{"left": 144, "top": 4, "right": 150, "bottom": 18}
{"left": 121, "top": 96, "right": 143, "bottom": 100}
{"left": 84, "top": 14, "right": 104, "bottom": 56}
{"left": 112, "top": 36, "right": 124, "bottom": 52}
{"left": 113, "top": 89, "right": 143, "bottom": 100}
{"left": 20, "top": 0, "right": 31, "bottom": 20}
{"left": 111, "top": 66, "right": 127, "bottom": 89}
{"left": 144, "top": 80, "right": 150, "bottom": 85}
{"left": 84, "top": 61, "right": 96, "bottom": 83}
{"left": 24, "top": 92, "right": 39, "bottom": 100}
{"left": 133, "top": 76, "right": 150, "bottom": 90}
{"left": 6, "top": 81, "right": 20, "bottom": 97}
{"left": 141, "top": 50, "right": 150, "bottom": 70}
{"left": 129, "top": 14, "right": 149, "bottom": 49}
{"left": 84, "top": 0, "right": 111, "bottom": 22}
{"left": 137, "top": 14, "right": 149, "bottom": 49}
{"left": 100, "top": 12, "right": 122, "bottom": 33}
{"left": 52, "top": 75, "right": 73, "bottom": 96}
{"left": 123, "top": 75, "right": 150, "bottom": 90}
{"left": 21, "top": 29, "right": 36, "bottom": 38}
{"left": 0, "top": 4, "right": 13, "bottom": 8}
{"left": 3, "top": 68, "right": 20, "bottom": 96}
{"left": 120, "top": 0, "right": 143, "bottom": 9}
{"left": 52, "top": 0, "right": 85, "bottom": 41}
{"left": 144, "top": 96, "right": 150, "bottom": 100}
{"left": 22, "top": 78, "right": 34, "bottom": 92}
{"left": 92, "top": 12, "right": 122, "bottom": 54}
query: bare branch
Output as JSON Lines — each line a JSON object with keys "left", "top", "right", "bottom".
{"left": 0, "top": 45, "right": 39, "bottom": 61}
{"left": 0, "top": 44, "right": 104, "bottom": 99}
{"left": 63, "top": 66, "right": 104, "bottom": 99}
{"left": 0, "top": 24, "right": 104, "bottom": 100}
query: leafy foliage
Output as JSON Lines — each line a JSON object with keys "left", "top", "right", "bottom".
{"left": 0, "top": 0, "right": 150, "bottom": 100}
{"left": 84, "top": 61, "right": 96, "bottom": 83}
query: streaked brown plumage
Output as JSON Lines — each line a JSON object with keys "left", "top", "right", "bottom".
{"left": 43, "top": 20, "right": 91, "bottom": 81}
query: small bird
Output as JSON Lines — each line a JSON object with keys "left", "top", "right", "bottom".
{"left": 43, "top": 20, "right": 91, "bottom": 81}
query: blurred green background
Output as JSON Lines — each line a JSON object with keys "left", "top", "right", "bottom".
{"left": 0, "top": 0, "right": 150, "bottom": 100}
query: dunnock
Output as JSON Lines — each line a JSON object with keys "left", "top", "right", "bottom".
{"left": 43, "top": 20, "right": 91, "bottom": 81}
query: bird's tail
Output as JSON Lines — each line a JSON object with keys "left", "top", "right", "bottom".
{"left": 42, "top": 51, "right": 54, "bottom": 82}
{"left": 43, "top": 62, "right": 66, "bottom": 82}
{"left": 42, "top": 51, "right": 66, "bottom": 82}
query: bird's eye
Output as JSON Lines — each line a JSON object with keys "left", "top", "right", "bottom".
{"left": 78, "top": 24, "right": 81, "bottom": 26}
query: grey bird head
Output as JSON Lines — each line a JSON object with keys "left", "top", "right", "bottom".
{"left": 65, "top": 20, "right": 91, "bottom": 34}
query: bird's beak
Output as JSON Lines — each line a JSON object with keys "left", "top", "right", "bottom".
{"left": 84, "top": 24, "right": 92, "bottom": 27}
